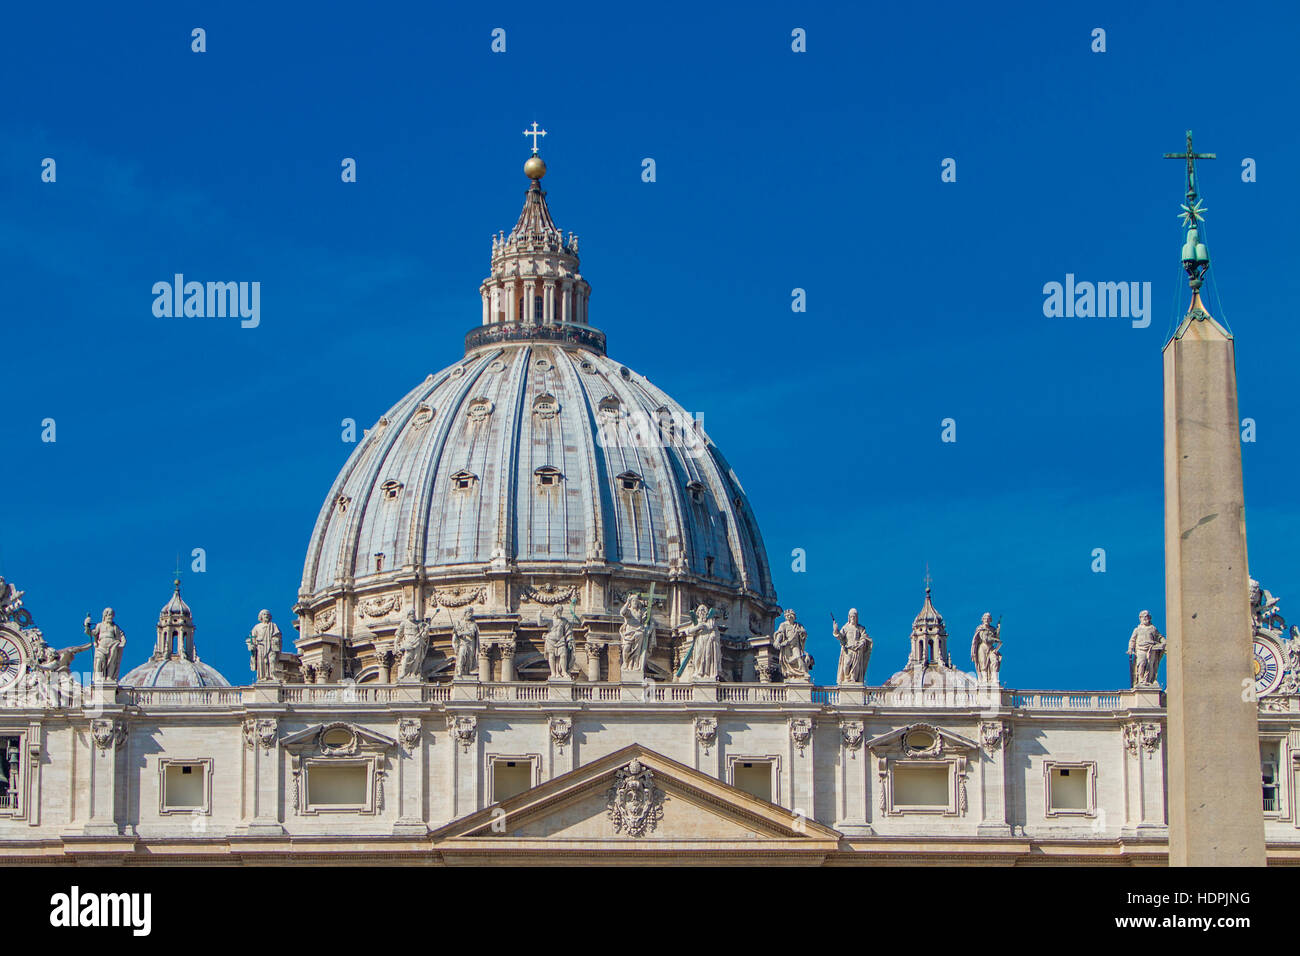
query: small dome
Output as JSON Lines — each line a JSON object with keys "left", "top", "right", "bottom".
{"left": 121, "top": 657, "right": 230, "bottom": 688}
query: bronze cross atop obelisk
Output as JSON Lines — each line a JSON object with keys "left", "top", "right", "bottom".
{"left": 1164, "top": 130, "right": 1216, "bottom": 207}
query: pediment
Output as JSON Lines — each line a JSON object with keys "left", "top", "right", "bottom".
{"left": 280, "top": 721, "right": 395, "bottom": 756}
{"left": 431, "top": 744, "right": 841, "bottom": 860}
{"left": 867, "top": 722, "right": 978, "bottom": 756}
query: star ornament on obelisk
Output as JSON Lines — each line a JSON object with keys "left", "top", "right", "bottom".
{"left": 1161, "top": 131, "right": 1266, "bottom": 866}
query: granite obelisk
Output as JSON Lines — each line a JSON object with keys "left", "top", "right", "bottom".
{"left": 1162, "top": 132, "right": 1266, "bottom": 866}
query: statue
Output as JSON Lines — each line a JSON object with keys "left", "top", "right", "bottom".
{"left": 619, "top": 592, "right": 655, "bottom": 674}
{"left": 246, "top": 610, "right": 283, "bottom": 682}
{"left": 970, "top": 613, "right": 1002, "bottom": 683}
{"left": 1127, "top": 610, "right": 1166, "bottom": 687}
{"left": 1249, "top": 578, "right": 1285, "bottom": 635}
{"left": 394, "top": 610, "right": 430, "bottom": 682}
{"left": 83, "top": 608, "right": 126, "bottom": 682}
{"left": 677, "top": 604, "right": 721, "bottom": 682}
{"left": 32, "top": 642, "right": 89, "bottom": 706}
{"left": 452, "top": 608, "right": 480, "bottom": 679}
{"left": 544, "top": 607, "right": 577, "bottom": 680}
{"left": 832, "top": 608, "right": 872, "bottom": 685}
{"left": 772, "top": 609, "right": 811, "bottom": 681}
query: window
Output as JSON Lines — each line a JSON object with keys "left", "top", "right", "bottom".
{"left": 374, "top": 552, "right": 384, "bottom": 573}
{"left": 617, "top": 471, "right": 642, "bottom": 492}
{"left": 686, "top": 480, "right": 706, "bottom": 505}
{"left": 534, "top": 295, "right": 544, "bottom": 322}
{"left": 0, "top": 736, "right": 21, "bottom": 812}
{"left": 893, "top": 764, "right": 949, "bottom": 808}
{"left": 1044, "top": 761, "right": 1097, "bottom": 817}
{"left": 535, "top": 466, "right": 563, "bottom": 489}
{"left": 158, "top": 758, "right": 212, "bottom": 815}
{"left": 732, "top": 760, "right": 774, "bottom": 803}
{"left": 1262, "top": 740, "right": 1282, "bottom": 814}
{"left": 307, "top": 764, "right": 368, "bottom": 809}
{"left": 451, "top": 470, "right": 478, "bottom": 491}
{"left": 490, "top": 756, "right": 538, "bottom": 803}
{"left": 381, "top": 479, "right": 403, "bottom": 500}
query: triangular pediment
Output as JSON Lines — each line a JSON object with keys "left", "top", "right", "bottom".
{"left": 867, "top": 722, "right": 978, "bottom": 755}
{"left": 431, "top": 744, "right": 841, "bottom": 861}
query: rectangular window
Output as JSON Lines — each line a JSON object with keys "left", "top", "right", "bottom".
{"left": 163, "top": 764, "right": 205, "bottom": 810}
{"left": 307, "top": 764, "right": 368, "bottom": 808}
{"left": 1044, "top": 762, "right": 1096, "bottom": 816}
{"left": 0, "top": 736, "right": 21, "bottom": 812}
{"left": 492, "top": 759, "right": 534, "bottom": 803}
{"left": 893, "top": 764, "right": 949, "bottom": 808}
{"left": 1262, "top": 741, "right": 1281, "bottom": 813}
{"left": 733, "top": 761, "right": 773, "bottom": 803}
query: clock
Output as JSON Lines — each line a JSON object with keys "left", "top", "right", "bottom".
{"left": 1253, "top": 637, "right": 1284, "bottom": 698}
{"left": 0, "top": 633, "right": 27, "bottom": 693}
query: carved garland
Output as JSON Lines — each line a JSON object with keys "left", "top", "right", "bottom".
{"left": 522, "top": 584, "right": 578, "bottom": 606}
{"left": 431, "top": 587, "right": 486, "bottom": 609}
{"left": 358, "top": 595, "right": 401, "bottom": 619}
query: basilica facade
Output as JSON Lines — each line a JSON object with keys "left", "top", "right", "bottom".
{"left": 0, "top": 149, "right": 1296, "bottom": 865}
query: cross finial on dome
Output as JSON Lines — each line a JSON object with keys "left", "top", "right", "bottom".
{"left": 523, "top": 122, "right": 547, "bottom": 155}
{"left": 924, "top": 562, "right": 932, "bottom": 597}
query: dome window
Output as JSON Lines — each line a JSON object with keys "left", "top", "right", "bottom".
{"left": 466, "top": 398, "right": 494, "bottom": 422}
{"left": 686, "top": 480, "right": 706, "bottom": 504}
{"left": 533, "top": 394, "right": 560, "bottom": 420}
{"left": 451, "top": 470, "right": 478, "bottom": 491}
{"left": 380, "top": 480, "right": 403, "bottom": 500}
{"left": 336, "top": 495, "right": 352, "bottom": 514}
{"left": 617, "top": 471, "right": 643, "bottom": 493}
{"left": 535, "top": 466, "right": 563, "bottom": 489}
{"left": 411, "top": 404, "right": 434, "bottom": 429}
{"left": 598, "top": 396, "right": 622, "bottom": 421}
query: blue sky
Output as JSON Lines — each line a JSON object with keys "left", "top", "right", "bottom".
{"left": 3, "top": 1, "right": 1299, "bottom": 689}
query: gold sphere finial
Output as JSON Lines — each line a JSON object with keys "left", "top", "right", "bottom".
{"left": 524, "top": 154, "right": 547, "bottom": 180}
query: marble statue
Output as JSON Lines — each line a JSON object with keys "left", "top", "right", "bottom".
{"left": 1127, "top": 610, "right": 1166, "bottom": 687}
{"left": 247, "top": 610, "right": 283, "bottom": 682}
{"left": 677, "top": 604, "right": 721, "bottom": 682}
{"left": 1249, "top": 578, "right": 1285, "bottom": 635}
{"left": 394, "top": 610, "right": 430, "bottom": 682}
{"left": 619, "top": 593, "right": 654, "bottom": 673}
{"left": 83, "top": 608, "right": 126, "bottom": 682}
{"left": 970, "top": 613, "right": 1002, "bottom": 683}
{"left": 772, "top": 609, "right": 811, "bottom": 681}
{"left": 832, "top": 608, "right": 872, "bottom": 685}
{"left": 452, "top": 608, "right": 480, "bottom": 679}
{"left": 544, "top": 608, "right": 577, "bottom": 680}
{"left": 32, "top": 642, "right": 89, "bottom": 706}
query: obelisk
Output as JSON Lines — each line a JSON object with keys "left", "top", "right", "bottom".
{"left": 1162, "top": 132, "right": 1266, "bottom": 866}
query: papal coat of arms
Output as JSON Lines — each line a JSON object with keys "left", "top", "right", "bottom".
{"left": 605, "top": 759, "right": 665, "bottom": 837}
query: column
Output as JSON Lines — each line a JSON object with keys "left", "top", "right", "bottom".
{"left": 544, "top": 280, "right": 556, "bottom": 325}
{"left": 500, "top": 641, "right": 516, "bottom": 682}
{"left": 561, "top": 282, "right": 572, "bottom": 325}
{"left": 585, "top": 641, "right": 602, "bottom": 681}
{"left": 478, "top": 644, "right": 492, "bottom": 683}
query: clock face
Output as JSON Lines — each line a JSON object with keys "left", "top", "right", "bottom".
{"left": 1254, "top": 638, "right": 1284, "bottom": 697}
{"left": 0, "top": 634, "right": 26, "bottom": 692}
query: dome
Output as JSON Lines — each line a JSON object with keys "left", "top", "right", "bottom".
{"left": 121, "top": 581, "right": 230, "bottom": 688}
{"left": 295, "top": 151, "right": 779, "bottom": 682}
{"left": 300, "top": 345, "right": 775, "bottom": 591}
{"left": 121, "top": 656, "right": 230, "bottom": 688}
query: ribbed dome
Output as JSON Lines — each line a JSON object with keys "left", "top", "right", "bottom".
{"left": 121, "top": 656, "right": 230, "bottom": 688}
{"left": 294, "top": 151, "right": 779, "bottom": 684}
{"left": 300, "top": 343, "right": 775, "bottom": 596}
